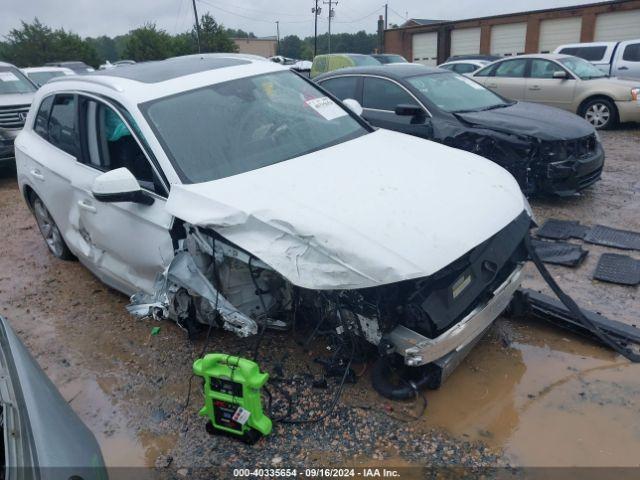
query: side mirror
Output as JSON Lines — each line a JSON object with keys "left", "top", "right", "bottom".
{"left": 395, "top": 104, "right": 425, "bottom": 116}
{"left": 92, "top": 168, "right": 154, "bottom": 205}
{"left": 342, "top": 98, "right": 363, "bottom": 116}
{"left": 553, "top": 70, "right": 568, "bottom": 79}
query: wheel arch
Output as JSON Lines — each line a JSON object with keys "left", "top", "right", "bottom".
{"left": 577, "top": 94, "right": 618, "bottom": 116}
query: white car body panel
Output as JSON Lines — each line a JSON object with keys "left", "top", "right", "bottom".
{"left": 166, "top": 129, "right": 525, "bottom": 290}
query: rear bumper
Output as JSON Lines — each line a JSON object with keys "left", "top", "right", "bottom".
{"left": 615, "top": 100, "right": 640, "bottom": 124}
{"left": 541, "top": 144, "right": 604, "bottom": 196}
{"left": 388, "top": 263, "right": 524, "bottom": 366}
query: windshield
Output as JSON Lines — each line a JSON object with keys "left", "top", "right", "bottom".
{"left": 407, "top": 72, "right": 509, "bottom": 113}
{"left": 26, "top": 71, "right": 66, "bottom": 86}
{"left": 377, "top": 55, "right": 408, "bottom": 64}
{"left": 0, "top": 67, "right": 36, "bottom": 94}
{"left": 351, "top": 56, "right": 382, "bottom": 66}
{"left": 142, "top": 71, "right": 367, "bottom": 183}
{"left": 558, "top": 56, "right": 607, "bottom": 79}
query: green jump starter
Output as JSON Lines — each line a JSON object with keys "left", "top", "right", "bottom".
{"left": 193, "top": 353, "right": 272, "bottom": 444}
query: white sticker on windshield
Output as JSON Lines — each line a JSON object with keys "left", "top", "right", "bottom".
{"left": 306, "top": 96, "right": 347, "bottom": 121}
{"left": 460, "top": 77, "right": 484, "bottom": 90}
{"left": 0, "top": 72, "right": 20, "bottom": 82}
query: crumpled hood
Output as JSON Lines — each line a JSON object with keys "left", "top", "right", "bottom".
{"left": 0, "top": 92, "right": 34, "bottom": 107}
{"left": 456, "top": 101, "right": 594, "bottom": 141}
{"left": 166, "top": 129, "right": 526, "bottom": 290}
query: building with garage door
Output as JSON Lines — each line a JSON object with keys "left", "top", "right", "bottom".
{"left": 384, "top": 0, "right": 640, "bottom": 65}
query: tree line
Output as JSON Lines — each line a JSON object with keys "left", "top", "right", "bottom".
{"left": 0, "top": 17, "right": 379, "bottom": 68}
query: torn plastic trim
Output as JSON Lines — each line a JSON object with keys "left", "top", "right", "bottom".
{"left": 127, "top": 231, "right": 260, "bottom": 337}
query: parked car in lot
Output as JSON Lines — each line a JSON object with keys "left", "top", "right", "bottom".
{"left": 0, "top": 316, "right": 106, "bottom": 477}
{"left": 310, "top": 53, "right": 380, "bottom": 78}
{"left": 371, "top": 54, "right": 409, "bottom": 64}
{"left": 471, "top": 54, "right": 640, "bottom": 129}
{"left": 438, "top": 59, "right": 491, "bottom": 75}
{"left": 45, "top": 61, "right": 95, "bottom": 74}
{"left": 555, "top": 39, "right": 640, "bottom": 79}
{"left": 15, "top": 54, "right": 532, "bottom": 383}
{"left": 21, "top": 66, "right": 75, "bottom": 87}
{"left": 0, "top": 62, "right": 36, "bottom": 167}
{"left": 316, "top": 64, "right": 604, "bottom": 195}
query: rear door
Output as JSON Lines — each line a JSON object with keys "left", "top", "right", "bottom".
{"left": 19, "top": 94, "right": 81, "bottom": 250}
{"left": 613, "top": 40, "right": 640, "bottom": 79}
{"left": 361, "top": 76, "right": 433, "bottom": 138}
{"left": 70, "top": 94, "right": 174, "bottom": 295}
{"left": 318, "top": 75, "right": 361, "bottom": 103}
{"left": 525, "top": 59, "right": 576, "bottom": 111}
{"left": 484, "top": 58, "right": 528, "bottom": 100}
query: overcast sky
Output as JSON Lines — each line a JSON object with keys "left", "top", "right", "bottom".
{"left": 1, "top": 0, "right": 604, "bottom": 39}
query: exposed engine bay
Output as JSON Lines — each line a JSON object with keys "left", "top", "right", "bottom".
{"left": 127, "top": 212, "right": 532, "bottom": 382}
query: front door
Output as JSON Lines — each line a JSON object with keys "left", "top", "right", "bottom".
{"left": 361, "top": 76, "right": 433, "bottom": 139}
{"left": 70, "top": 95, "right": 174, "bottom": 295}
{"left": 524, "top": 59, "right": 576, "bottom": 111}
{"left": 614, "top": 41, "right": 640, "bottom": 79}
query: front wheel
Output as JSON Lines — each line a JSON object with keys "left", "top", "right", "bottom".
{"left": 31, "top": 194, "right": 75, "bottom": 260}
{"left": 582, "top": 98, "right": 617, "bottom": 130}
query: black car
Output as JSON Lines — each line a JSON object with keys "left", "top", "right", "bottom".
{"left": 315, "top": 64, "right": 604, "bottom": 196}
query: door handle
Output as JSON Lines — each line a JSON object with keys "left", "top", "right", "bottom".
{"left": 78, "top": 199, "right": 97, "bottom": 214}
{"left": 618, "top": 66, "right": 629, "bottom": 70}
{"left": 487, "top": 83, "right": 498, "bottom": 88}
{"left": 528, "top": 85, "right": 541, "bottom": 91}
{"left": 30, "top": 169, "right": 44, "bottom": 181}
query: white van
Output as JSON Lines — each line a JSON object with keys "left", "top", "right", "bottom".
{"left": 554, "top": 40, "right": 640, "bottom": 80}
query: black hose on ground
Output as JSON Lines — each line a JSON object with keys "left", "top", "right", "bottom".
{"left": 525, "top": 234, "right": 640, "bottom": 362}
{"left": 371, "top": 356, "right": 436, "bottom": 400}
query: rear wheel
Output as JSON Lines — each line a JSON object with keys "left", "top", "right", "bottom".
{"left": 582, "top": 97, "right": 617, "bottom": 130}
{"left": 31, "top": 194, "right": 75, "bottom": 260}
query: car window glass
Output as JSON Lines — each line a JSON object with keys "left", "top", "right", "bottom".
{"left": 407, "top": 72, "right": 508, "bottom": 113}
{"left": 474, "top": 64, "right": 495, "bottom": 77}
{"left": 142, "top": 71, "right": 366, "bottom": 184}
{"left": 48, "top": 94, "right": 78, "bottom": 157}
{"left": 363, "top": 77, "right": 414, "bottom": 111}
{"left": 453, "top": 63, "right": 478, "bottom": 74}
{"left": 439, "top": 64, "right": 455, "bottom": 71}
{"left": 82, "top": 98, "right": 161, "bottom": 194}
{"left": 530, "top": 59, "right": 562, "bottom": 78}
{"left": 320, "top": 77, "right": 359, "bottom": 101}
{"left": 493, "top": 59, "right": 527, "bottom": 78}
{"left": 0, "top": 66, "right": 36, "bottom": 94}
{"left": 34, "top": 96, "right": 54, "bottom": 139}
{"left": 622, "top": 43, "right": 640, "bottom": 62}
{"left": 560, "top": 46, "right": 607, "bottom": 62}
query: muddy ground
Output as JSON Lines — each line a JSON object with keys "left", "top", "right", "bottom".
{"left": 0, "top": 127, "right": 639, "bottom": 477}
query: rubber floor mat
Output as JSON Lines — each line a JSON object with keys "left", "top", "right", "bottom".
{"left": 531, "top": 238, "right": 588, "bottom": 267}
{"left": 536, "top": 219, "right": 589, "bottom": 240}
{"left": 584, "top": 225, "right": 640, "bottom": 251}
{"left": 593, "top": 253, "right": 640, "bottom": 286}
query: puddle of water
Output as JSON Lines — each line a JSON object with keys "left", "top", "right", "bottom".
{"left": 419, "top": 318, "right": 640, "bottom": 467}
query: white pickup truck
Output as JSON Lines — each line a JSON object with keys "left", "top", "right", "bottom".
{"left": 554, "top": 40, "right": 640, "bottom": 80}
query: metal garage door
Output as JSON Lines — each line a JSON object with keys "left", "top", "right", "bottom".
{"left": 412, "top": 32, "right": 438, "bottom": 66}
{"left": 450, "top": 27, "right": 481, "bottom": 57}
{"left": 595, "top": 10, "right": 640, "bottom": 41}
{"left": 539, "top": 17, "right": 582, "bottom": 53}
{"left": 490, "top": 22, "right": 527, "bottom": 56}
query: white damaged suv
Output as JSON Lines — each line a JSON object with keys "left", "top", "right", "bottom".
{"left": 15, "top": 54, "right": 532, "bottom": 388}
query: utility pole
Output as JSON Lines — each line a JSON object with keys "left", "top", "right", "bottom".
{"left": 384, "top": 3, "right": 388, "bottom": 29}
{"left": 191, "top": 0, "right": 201, "bottom": 53}
{"left": 312, "top": 0, "right": 321, "bottom": 58}
{"left": 323, "top": 0, "right": 337, "bottom": 54}
{"left": 276, "top": 21, "right": 280, "bottom": 56}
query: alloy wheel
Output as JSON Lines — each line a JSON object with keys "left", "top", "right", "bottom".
{"left": 33, "top": 198, "right": 65, "bottom": 258}
{"left": 585, "top": 103, "right": 611, "bottom": 129}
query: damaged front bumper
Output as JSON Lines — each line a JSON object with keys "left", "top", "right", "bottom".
{"left": 541, "top": 142, "right": 604, "bottom": 196}
{"left": 388, "top": 263, "right": 523, "bottom": 367}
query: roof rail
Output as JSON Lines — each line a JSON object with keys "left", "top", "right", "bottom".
{"left": 48, "top": 75, "right": 124, "bottom": 92}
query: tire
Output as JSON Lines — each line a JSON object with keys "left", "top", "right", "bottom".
{"left": 30, "top": 193, "right": 75, "bottom": 261}
{"left": 581, "top": 97, "right": 618, "bottom": 130}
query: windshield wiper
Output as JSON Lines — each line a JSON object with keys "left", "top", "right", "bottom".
{"left": 454, "top": 102, "right": 513, "bottom": 113}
